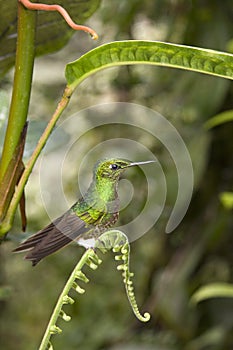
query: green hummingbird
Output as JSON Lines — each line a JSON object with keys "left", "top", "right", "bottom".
{"left": 13, "top": 158, "right": 154, "bottom": 266}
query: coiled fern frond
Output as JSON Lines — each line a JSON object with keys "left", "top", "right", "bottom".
{"left": 39, "top": 230, "right": 150, "bottom": 350}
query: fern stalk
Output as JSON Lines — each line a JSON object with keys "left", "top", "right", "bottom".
{"left": 39, "top": 230, "right": 150, "bottom": 350}
{"left": 39, "top": 249, "right": 102, "bottom": 350}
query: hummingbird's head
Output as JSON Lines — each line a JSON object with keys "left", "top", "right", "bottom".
{"left": 93, "top": 158, "right": 155, "bottom": 182}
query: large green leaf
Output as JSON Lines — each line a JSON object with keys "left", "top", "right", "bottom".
{"left": 65, "top": 40, "right": 233, "bottom": 89}
{"left": 0, "top": 0, "right": 101, "bottom": 78}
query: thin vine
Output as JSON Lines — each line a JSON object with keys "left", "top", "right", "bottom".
{"left": 2, "top": 40, "right": 232, "bottom": 236}
{"left": 19, "top": 0, "right": 98, "bottom": 39}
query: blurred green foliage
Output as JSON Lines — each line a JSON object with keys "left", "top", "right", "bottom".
{"left": 0, "top": 0, "right": 233, "bottom": 349}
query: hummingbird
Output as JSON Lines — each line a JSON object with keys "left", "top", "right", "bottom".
{"left": 13, "top": 158, "right": 154, "bottom": 266}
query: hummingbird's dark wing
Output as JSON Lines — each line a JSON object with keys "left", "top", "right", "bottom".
{"left": 13, "top": 210, "right": 93, "bottom": 266}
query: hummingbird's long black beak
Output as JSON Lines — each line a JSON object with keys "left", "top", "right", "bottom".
{"left": 128, "top": 160, "right": 156, "bottom": 167}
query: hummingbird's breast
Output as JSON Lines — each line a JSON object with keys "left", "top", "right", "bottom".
{"left": 74, "top": 179, "right": 121, "bottom": 233}
{"left": 98, "top": 197, "right": 120, "bottom": 229}
{"left": 74, "top": 191, "right": 119, "bottom": 227}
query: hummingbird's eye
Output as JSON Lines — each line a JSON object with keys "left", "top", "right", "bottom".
{"left": 110, "top": 163, "right": 119, "bottom": 170}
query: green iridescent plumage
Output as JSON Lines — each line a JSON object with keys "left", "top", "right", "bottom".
{"left": 13, "top": 158, "right": 154, "bottom": 265}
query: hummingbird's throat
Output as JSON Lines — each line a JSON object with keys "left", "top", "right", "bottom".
{"left": 95, "top": 177, "right": 118, "bottom": 203}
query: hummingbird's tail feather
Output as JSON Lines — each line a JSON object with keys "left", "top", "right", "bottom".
{"left": 12, "top": 223, "right": 56, "bottom": 253}
{"left": 25, "top": 230, "right": 74, "bottom": 266}
{"left": 13, "top": 210, "right": 90, "bottom": 266}
{"left": 13, "top": 222, "right": 73, "bottom": 266}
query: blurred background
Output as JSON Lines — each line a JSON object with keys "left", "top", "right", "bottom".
{"left": 0, "top": 0, "right": 233, "bottom": 349}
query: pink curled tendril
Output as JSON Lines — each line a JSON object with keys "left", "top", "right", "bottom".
{"left": 19, "top": 0, "right": 98, "bottom": 39}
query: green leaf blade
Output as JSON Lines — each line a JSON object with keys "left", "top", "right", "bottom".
{"left": 66, "top": 41, "right": 233, "bottom": 90}
{"left": 204, "top": 110, "right": 233, "bottom": 129}
{"left": 191, "top": 283, "right": 233, "bottom": 305}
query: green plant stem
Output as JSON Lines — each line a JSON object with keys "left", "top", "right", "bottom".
{"left": 38, "top": 249, "right": 94, "bottom": 350}
{"left": 0, "top": 2, "right": 36, "bottom": 183}
{"left": 0, "top": 86, "right": 73, "bottom": 235}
